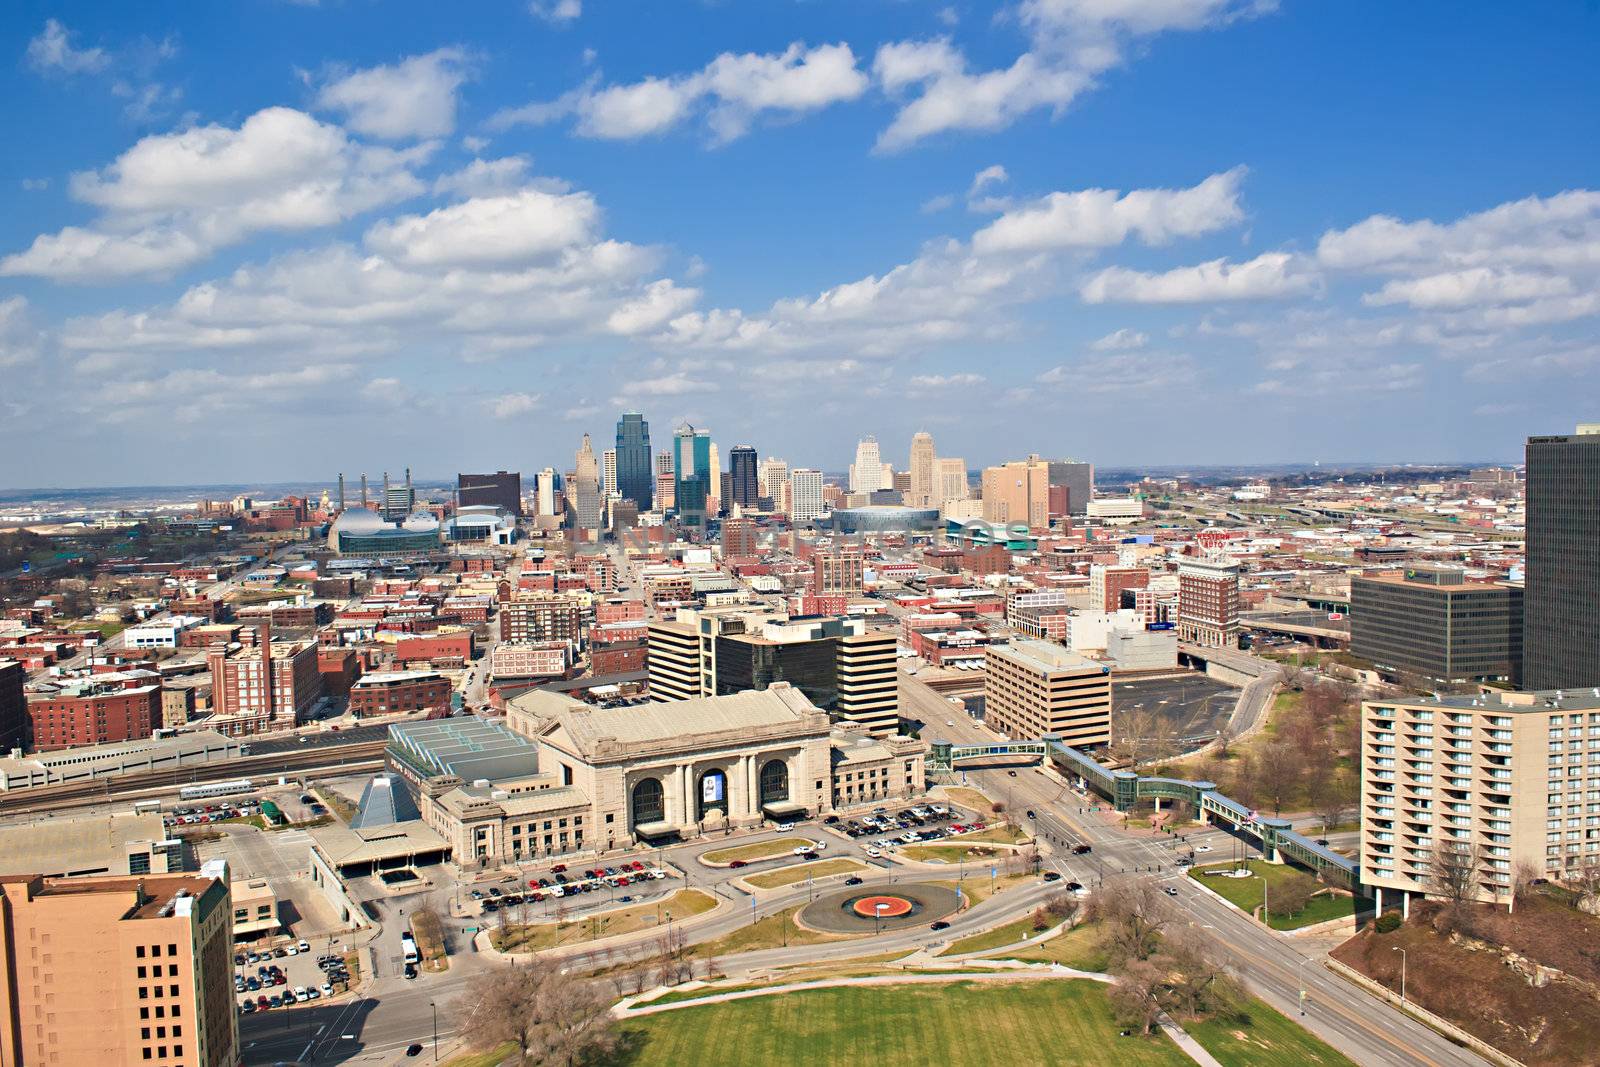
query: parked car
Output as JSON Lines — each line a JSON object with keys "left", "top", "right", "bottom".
{"left": 1043, "top": 871, "right": 1062, "bottom": 882}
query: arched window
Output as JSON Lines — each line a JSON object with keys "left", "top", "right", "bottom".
{"left": 697, "top": 769, "right": 728, "bottom": 821}
{"left": 631, "top": 778, "right": 664, "bottom": 827}
{"left": 759, "top": 759, "right": 789, "bottom": 806}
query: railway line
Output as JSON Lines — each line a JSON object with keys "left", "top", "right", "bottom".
{"left": 0, "top": 740, "right": 389, "bottom": 816}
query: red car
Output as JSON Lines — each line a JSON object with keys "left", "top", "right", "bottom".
{"left": 617, "top": 876, "right": 630, "bottom": 886}
{"left": 729, "top": 860, "right": 747, "bottom": 869}
{"left": 551, "top": 864, "right": 567, "bottom": 873}
{"left": 630, "top": 861, "right": 645, "bottom": 871}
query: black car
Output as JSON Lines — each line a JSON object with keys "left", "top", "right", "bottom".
{"left": 1025, "top": 810, "right": 1036, "bottom": 820}
{"left": 1042, "top": 871, "right": 1062, "bottom": 882}
{"left": 404, "top": 964, "right": 418, "bottom": 980}
{"left": 930, "top": 920, "right": 950, "bottom": 931}
{"left": 844, "top": 876, "right": 863, "bottom": 886}
{"left": 1066, "top": 881, "right": 1083, "bottom": 891}
{"left": 406, "top": 1044, "right": 424, "bottom": 1057}
{"left": 1072, "top": 844, "right": 1092, "bottom": 855}
{"left": 823, "top": 814, "right": 840, "bottom": 824}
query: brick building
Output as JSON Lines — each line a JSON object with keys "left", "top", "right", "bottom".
{"left": 811, "top": 547, "right": 864, "bottom": 597}
{"left": 25, "top": 680, "right": 161, "bottom": 751}
{"left": 316, "top": 647, "right": 363, "bottom": 699}
{"left": 591, "top": 640, "right": 648, "bottom": 676}
{"left": 206, "top": 636, "right": 322, "bottom": 736}
{"left": 1176, "top": 558, "right": 1241, "bottom": 648}
{"left": 1089, "top": 564, "right": 1150, "bottom": 612}
{"left": 490, "top": 641, "right": 570, "bottom": 680}
{"left": 500, "top": 597, "right": 583, "bottom": 644}
{"left": 393, "top": 631, "right": 476, "bottom": 666}
{"left": 347, "top": 671, "right": 453, "bottom": 718}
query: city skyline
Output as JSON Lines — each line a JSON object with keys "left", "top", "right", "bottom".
{"left": 1, "top": 3, "right": 1597, "bottom": 486}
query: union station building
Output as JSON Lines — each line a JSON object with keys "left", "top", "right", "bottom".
{"left": 390, "top": 682, "right": 926, "bottom": 865}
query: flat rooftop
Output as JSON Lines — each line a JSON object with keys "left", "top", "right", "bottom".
{"left": 1394, "top": 689, "right": 1600, "bottom": 714}
{"left": 990, "top": 639, "right": 1105, "bottom": 675}
{"left": 0, "top": 812, "right": 170, "bottom": 877}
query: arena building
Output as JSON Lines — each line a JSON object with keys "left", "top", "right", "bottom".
{"left": 824, "top": 505, "right": 941, "bottom": 535}
{"left": 327, "top": 508, "right": 443, "bottom": 554}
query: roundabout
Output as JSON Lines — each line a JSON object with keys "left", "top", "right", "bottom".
{"left": 798, "top": 882, "right": 962, "bottom": 934}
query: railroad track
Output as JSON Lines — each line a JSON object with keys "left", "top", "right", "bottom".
{"left": 0, "top": 741, "right": 390, "bottom": 816}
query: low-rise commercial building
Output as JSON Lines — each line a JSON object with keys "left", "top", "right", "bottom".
{"left": 347, "top": 671, "right": 452, "bottom": 718}
{"left": 25, "top": 678, "right": 161, "bottom": 751}
{"left": 491, "top": 641, "right": 569, "bottom": 680}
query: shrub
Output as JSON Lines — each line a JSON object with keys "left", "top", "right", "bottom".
{"left": 1374, "top": 911, "right": 1402, "bottom": 934}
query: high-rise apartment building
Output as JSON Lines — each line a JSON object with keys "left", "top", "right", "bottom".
{"left": 0, "top": 869, "right": 239, "bottom": 1066}
{"left": 789, "top": 468, "right": 825, "bottom": 523}
{"left": 728, "top": 445, "right": 759, "bottom": 509}
{"left": 1359, "top": 689, "right": 1600, "bottom": 909}
{"left": 24, "top": 678, "right": 161, "bottom": 751}
{"left": 1046, "top": 460, "right": 1094, "bottom": 516}
{"left": 706, "top": 441, "right": 721, "bottom": 517}
{"left": 1176, "top": 558, "right": 1240, "bottom": 648}
{"left": 500, "top": 598, "right": 583, "bottom": 644}
{"left": 206, "top": 635, "right": 321, "bottom": 737}
{"left": 983, "top": 640, "right": 1112, "bottom": 749}
{"left": 1350, "top": 567, "right": 1523, "bottom": 685}
{"left": 1523, "top": 425, "right": 1600, "bottom": 689}
{"left": 908, "top": 432, "right": 936, "bottom": 507}
{"left": 981, "top": 456, "right": 1050, "bottom": 528}
{"left": 615, "top": 411, "right": 654, "bottom": 511}
{"left": 601, "top": 448, "right": 617, "bottom": 497}
{"left": 646, "top": 609, "right": 898, "bottom": 735}
{"left": 849, "top": 436, "right": 886, "bottom": 493}
{"left": 812, "top": 546, "right": 865, "bottom": 597}
{"left": 456, "top": 471, "right": 522, "bottom": 516}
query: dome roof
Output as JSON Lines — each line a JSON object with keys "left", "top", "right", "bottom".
{"left": 332, "top": 508, "right": 386, "bottom": 534}
{"left": 402, "top": 510, "right": 441, "bottom": 532}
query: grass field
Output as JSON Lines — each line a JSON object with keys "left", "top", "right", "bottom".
{"left": 1001, "top": 922, "right": 1111, "bottom": 972}
{"left": 929, "top": 872, "right": 1031, "bottom": 907}
{"left": 899, "top": 842, "right": 1012, "bottom": 864}
{"left": 1186, "top": 997, "right": 1358, "bottom": 1067}
{"left": 743, "top": 858, "right": 863, "bottom": 889}
{"left": 616, "top": 981, "right": 1189, "bottom": 1066}
{"left": 1190, "top": 862, "right": 1370, "bottom": 931}
{"left": 939, "top": 786, "right": 996, "bottom": 814}
{"left": 937, "top": 911, "right": 1068, "bottom": 956}
{"left": 960, "top": 825, "right": 1032, "bottom": 845}
{"left": 442, "top": 1042, "right": 515, "bottom": 1067}
{"left": 702, "top": 837, "right": 815, "bottom": 864}
{"left": 489, "top": 889, "right": 716, "bottom": 952}
{"left": 690, "top": 905, "right": 859, "bottom": 957}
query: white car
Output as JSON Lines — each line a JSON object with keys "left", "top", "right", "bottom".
{"left": 930, "top": 805, "right": 948, "bottom": 816}
{"left": 811, "top": 840, "right": 827, "bottom": 851}
{"left": 1195, "top": 844, "right": 1213, "bottom": 853}
{"left": 297, "top": 939, "right": 310, "bottom": 953}
{"left": 865, "top": 847, "right": 882, "bottom": 858}
{"left": 946, "top": 720, "right": 955, "bottom": 727}
{"left": 293, "top": 987, "right": 310, "bottom": 1002}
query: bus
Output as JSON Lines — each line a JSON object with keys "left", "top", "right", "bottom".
{"left": 178, "top": 778, "right": 254, "bottom": 801}
{"left": 401, "top": 932, "right": 419, "bottom": 965}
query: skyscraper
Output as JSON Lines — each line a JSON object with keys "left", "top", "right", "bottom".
{"left": 789, "top": 468, "right": 825, "bottom": 523}
{"left": 759, "top": 457, "right": 789, "bottom": 501}
{"left": 615, "top": 411, "right": 653, "bottom": 511}
{"left": 937, "top": 457, "right": 968, "bottom": 505}
{"left": 571, "top": 434, "right": 602, "bottom": 530}
{"left": 729, "top": 445, "right": 759, "bottom": 508}
{"left": 706, "top": 440, "right": 722, "bottom": 517}
{"left": 535, "top": 468, "right": 559, "bottom": 516}
{"left": 673, "top": 425, "right": 712, "bottom": 526}
{"left": 981, "top": 456, "right": 1050, "bottom": 527}
{"left": 908, "top": 432, "right": 937, "bottom": 507}
{"left": 849, "top": 436, "right": 886, "bottom": 493}
{"left": 1524, "top": 424, "right": 1600, "bottom": 689}
{"left": 457, "top": 470, "right": 522, "bottom": 516}
{"left": 1046, "top": 459, "right": 1095, "bottom": 516}
{"left": 601, "top": 448, "right": 617, "bottom": 496}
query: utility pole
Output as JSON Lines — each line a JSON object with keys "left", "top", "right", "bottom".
{"left": 1392, "top": 946, "right": 1406, "bottom": 1004}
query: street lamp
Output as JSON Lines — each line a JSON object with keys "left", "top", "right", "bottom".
{"left": 1392, "top": 946, "right": 1406, "bottom": 1004}
{"left": 874, "top": 901, "right": 887, "bottom": 936}
{"left": 430, "top": 1000, "right": 439, "bottom": 1062}
{"left": 1297, "top": 957, "right": 1307, "bottom": 1016}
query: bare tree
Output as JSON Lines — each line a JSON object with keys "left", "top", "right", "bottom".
{"left": 454, "top": 956, "right": 620, "bottom": 1066}
{"left": 1511, "top": 859, "right": 1544, "bottom": 907}
{"left": 1088, "top": 877, "right": 1170, "bottom": 965}
{"left": 1108, "top": 958, "right": 1167, "bottom": 1035}
{"left": 1255, "top": 741, "right": 1302, "bottom": 816}
{"left": 1278, "top": 659, "right": 1313, "bottom": 692}
{"left": 1307, "top": 771, "right": 1352, "bottom": 835}
{"left": 1266, "top": 871, "right": 1317, "bottom": 921}
{"left": 1428, "top": 841, "right": 1484, "bottom": 935}
{"left": 1214, "top": 724, "right": 1236, "bottom": 760}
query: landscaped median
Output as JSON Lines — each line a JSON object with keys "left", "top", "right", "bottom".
{"left": 741, "top": 858, "right": 864, "bottom": 890}
{"left": 700, "top": 836, "right": 817, "bottom": 866}
{"left": 488, "top": 888, "right": 717, "bottom": 953}
{"left": 1189, "top": 860, "right": 1371, "bottom": 931}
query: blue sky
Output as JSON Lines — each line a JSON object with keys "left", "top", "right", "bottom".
{"left": 2, "top": 1, "right": 1597, "bottom": 488}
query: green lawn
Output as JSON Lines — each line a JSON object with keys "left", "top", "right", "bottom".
{"left": 616, "top": 981, "right": 1189, "bottom": 1066}
{"left": 1186, "top": 997, "right": 1358, "bottom": 1067}
{"left": 702, "top": 837, "right": 816, "bottom": 864}
{"left": 1189, "top": 862, "right": 1371, "bottom": 931}
{"left": 489, "top": 889, "right": 716, "bottom": 952}
{"left": 938, "top": 912, "right": 1068, "bottom": 956}
{"left": 1002, "top": 922, "right": 1111, "bottom": 972}
{"left": 743, "top": 858, "right": 863, "bottom": 889}
{"left": 898, "top": 842, "right": 1012, "bottom": 864}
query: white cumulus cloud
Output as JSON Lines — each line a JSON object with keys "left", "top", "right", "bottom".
{"left": 314, "top": 48, "right": 471, "bottom": 140}
{"left": 26, "top": 19, "right": 109, "bottom": 74}
{"left": 1081, "top": 252, "right": 1317, "bottom": 303}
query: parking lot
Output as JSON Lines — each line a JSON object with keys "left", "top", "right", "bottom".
{"left": 1113, "top": 674, "right": 1237, "bottom": 753}
{"left": 474, "top": 859, "right": 676, "bottom": 917}
{"left": 233, "top": 937, "right": 354, "bottom": 1018}
{"left": 831, "top": 801, "right": 987, "bottom": 858}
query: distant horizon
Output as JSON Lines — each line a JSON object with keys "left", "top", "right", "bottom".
{"left": 0, "top": 456, "right": 1528, "bottom": 502}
